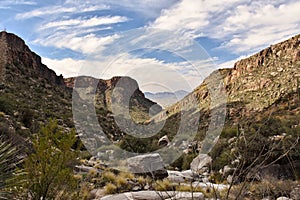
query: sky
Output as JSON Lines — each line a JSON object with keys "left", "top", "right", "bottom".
{"left": 1, "top": 0, "right": 300, "bottom": 93}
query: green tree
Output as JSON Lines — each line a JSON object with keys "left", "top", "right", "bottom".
{"left": 21, "top": 119, "right": 79, "bottom": 200}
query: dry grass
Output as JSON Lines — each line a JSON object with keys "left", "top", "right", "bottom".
{"left": 104, "top": 183, "right": 117, "bottom": 194}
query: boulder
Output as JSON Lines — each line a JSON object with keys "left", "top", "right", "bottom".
{"left": 127, "top": 153, "right": 168, "bottom": 179}
{"left": 167, "top": 170, "right": 198, "bottom": 183}
{"left": 190, "top": 154, "right": 212, "bottom": 172}
{"left": 158, "top": 135, "right": 170, "bottom": 146}
{"left": 100, "top": 191, "right": 204, "bottom": 200}
{"left": 291, "top": 184, "right": 300, "bottom": 200}
{"left": 276, "top": 197, "right": 291, "bottom": 200}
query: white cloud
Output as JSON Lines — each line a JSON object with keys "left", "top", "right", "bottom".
{"left": 215, "top": 1, "right": 300, "bottom": 53}
{"left": 16, "top": 4, "right": 109, "bottom": 20}
{"left": 98, "top": 0, "right": 179, "bottom": 18}
{"left": 36, "top": 33, "right": 119, "bottom": 55}
{"left": 148, "top": 0, "right": 300, "bottom": 54}
{"left": 42, "top": 57, "right": 86, "bottom": 77}
{"left": 0, "top": 0, "right": 36, "bottom": 6}
{"left": 40, "top": 16, "right": 129, "bottom": 30}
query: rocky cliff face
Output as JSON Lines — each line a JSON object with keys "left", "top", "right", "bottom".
{"left": 65, "top": 76, "right": 162, "bottom": 121}
{"left": 156, "top": 34, "right": 300, "bottom": 121}
{"left": 224, "top": 34, "right": 300, "bottom": 111}
{"left": 0, "top": 31, "right": 65, "bottom": 86}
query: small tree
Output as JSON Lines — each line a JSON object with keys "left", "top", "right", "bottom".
{"left": 20, "top": 119, "right": 79, "bottom": 200}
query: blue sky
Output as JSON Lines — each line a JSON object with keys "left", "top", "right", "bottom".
{"left": 1, "top": 0, "right": 300, "bottom": 92}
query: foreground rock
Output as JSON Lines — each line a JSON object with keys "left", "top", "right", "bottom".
{"left": 291, "top": 184, "right": 300, "bottom": 200}
{"left": 126, "top": 153, "right": 168, "bottom": 179}
{"left": 100, "top": 191, "right": 204, "bottom": 200}
{"left": 190, "top": 154, "right": 212, "bottom": 172}
{"left": 167, "top": 170, "right": 199, "bottom": 182}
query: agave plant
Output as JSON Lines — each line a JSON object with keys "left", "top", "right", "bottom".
{"left": 0, "top": 138, "right": 21, "bottom": 199}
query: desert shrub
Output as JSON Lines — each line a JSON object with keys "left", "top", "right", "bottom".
{"left": 169, "top": 152, "right": 198, "bottom": 171}
{"left": 0, "top": 138, "right": 22, "bottom": 199}
{"left": 170, "top": 155, "right": 184, "bottom": 170}
{"left": 228, "top": 179, "right": 297, "bottom": 199}
{"left": 101, "top": 171, "right": 116, "bottom": 183}
{"left": 212, "top": 148, "right": 232, "bottom": 171}
{"left": 119, "top": 134, "right": 158, "bottom": 153}
{"left": 16, "top": 119, "right": 80, "bottom": 199}
{"left": 154, "top": 179, "right": 173, "bottom": 191}
{"left": 0, "top": 96, "right": 14, "bottom": 115}
{"left": 220, "top": 127, "right": 238, "bottom": 138}
{"left": 119, "top": 171, "right": 135, "bottom": 180}
{"left": 104, "top": 183, "right": 117, "bottom": 194}
{"left": 100, "top": 171, "right": 138, "bottom": 194}
{"left": 182, "top": 153, "right": 198, "bottom": 170}
{"left": 20, "top": 108, "right": 35, "bottom": 128}
{"left": 210, "top": 172, "right": 226, "bottom": 184}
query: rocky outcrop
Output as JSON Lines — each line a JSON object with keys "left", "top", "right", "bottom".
{"left": 190, "top": 154, "right": 212, "bottom": 172}
{"left": 100, "top": 191, "right": 204, "bottom": 200}
{"left": 154, "top": 34, "right": 300, "bottom": 121}
{"left": 126, "top": 153, "right": 168, "bottom": 179}
{"left": 66, "top": 76, "right": 162, "bottom": 121}
{"left": 0, "top": 31, "right": 65, "bottom": 86}
{"left": 224, "top": 35, "right": 300, "bottom": 111}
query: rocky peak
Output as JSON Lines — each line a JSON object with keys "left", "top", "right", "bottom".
{"left": 0, "top": 31, "right": 28, "bottom": 52}
{"left": 64, "top": 76, "right": 139, "bottom": 93}
{"left": 0, "top": 31, "right": 65, "bottom": 86}
{"left": 65, "top": 75, "right": 161, "bottom": 121}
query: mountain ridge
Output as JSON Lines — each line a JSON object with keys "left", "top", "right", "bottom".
{"left": 0, "top": 31, "right": 65, "bottom": 86}
{"left": 153, "top": 33, "right": 300, "bottom": 122}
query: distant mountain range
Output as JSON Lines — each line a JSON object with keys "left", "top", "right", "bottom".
{"left": 144, "top": 90, "right": 188, "bottom": 108}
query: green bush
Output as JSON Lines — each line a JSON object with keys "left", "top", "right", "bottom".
{"left": 220, "top": 127, "right": 238, "bottom": 138}
{"left": 16, "top": 119, "right": 80, "bottom": 199}
{"left": 0, "top": 96, "right": 14, "bottom": 115}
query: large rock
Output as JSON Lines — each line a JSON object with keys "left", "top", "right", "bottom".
{"left": 100, "top": 191, "right": 204, "bottom": 200}
{"left": 158, "top": 135, "right": 170, "bottom": 146}
{"left": 167, "top": 170, "right": 199, "bottom": 183}
{"left": 276, "top": 197, "right": 291, "bottom": 200}
{"left": 190, "top": 154, "right": 212, "bottom": 172}
{"left": 126, "top": 153, "right": 168, "bottom": 179}
{"left": 291, "top": 184, "right": 300, "bottom": 200}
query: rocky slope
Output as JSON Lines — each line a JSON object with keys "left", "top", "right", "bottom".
{"left": 0, "top": 31, "right": 72, "bottom": 143}
{"left": 0, "top": 31, "right": 65, "bottom": 85}
{"left": 154, "top": 34, "right": 300, "bottom": 122}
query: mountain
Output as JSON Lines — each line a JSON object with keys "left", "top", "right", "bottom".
{"left": 145, "top": 34, "right": 300, "bottom": 177}
{"left": 0, "top": 31, "right": 72, "bottom": 144}
{"left": 65, "top": 76, "right": 162, "bottom": 122}
{"left": 154, "top": 34, "right": 300, "bottom": 122}
{"left": 144, "top": 90, "right": 188, "bottom": 108}
{"left": 0, "top": 31, "right": 160, "bottom": 143}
